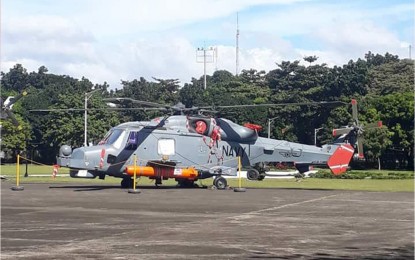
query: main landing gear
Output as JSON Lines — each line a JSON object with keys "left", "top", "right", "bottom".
{"left": 177, "top": 179, "right": 196, "bottom": 188}
{"left": 121, "top": 176, "right": 229, "bottom": 190}
{"left": 121, "top": 177, "right": 133, "bottom": 189}
{"left": 213, "top": 176, "right": 227, "bottom": 190}
{"left": 246, "top": 168, "right": 266, "bottom": 181}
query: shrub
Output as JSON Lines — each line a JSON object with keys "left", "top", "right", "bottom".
{"left": 310, "top": 170, "right": 414, "bottom": 179}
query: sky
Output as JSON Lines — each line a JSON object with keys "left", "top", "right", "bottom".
{"left": 1, "top": 0, "right": 413, "bottom": 90}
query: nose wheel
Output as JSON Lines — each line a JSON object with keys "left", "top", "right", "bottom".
{"left": 121, "top": 178, "right": 133, "bottom": 189}
{"left": 213, "top": 176, "right": 227, "bottom": 190}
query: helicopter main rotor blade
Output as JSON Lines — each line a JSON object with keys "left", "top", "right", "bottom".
{"left": 201, "top": 101, "right": 346, "bottom": 109}
{"left": 1, "top": 92, "right": 27, "bottom": 130}
{"left": 4, "top": 108, "right": 20, "bottom": 126}
{"left": 351, "top": 99, "right": 359, "bottom": 124}
{"left": 357, "top": 136, "right": 364, "bottom": 159}
{"left": 30, "top": 108, "right": 86, "bottom": 112}
{"left": 1, "top": 90, "right": 28, "bottom": 110}
{"left": 29, "top": 107, "right": 167, "bottom": 112}
{"left": 365, "top": 121, "right": 383, "bottom": 129}
{"left": 103, "top": 98, "right": 168, "bottom": 108}
{"left": 332, "top": 127, "right": 353, "bottom": 137}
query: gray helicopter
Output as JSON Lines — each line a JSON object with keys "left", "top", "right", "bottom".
{"left": 56, "top": 98, "right": 376, "bottom": 189}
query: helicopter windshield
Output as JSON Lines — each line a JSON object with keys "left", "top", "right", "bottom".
{"left": 98, "top": 129, "right": 124, "bottom": 146}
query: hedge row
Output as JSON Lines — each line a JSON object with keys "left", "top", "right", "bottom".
{"left": 310, "top": 170, "right": 414, "bottom": 179}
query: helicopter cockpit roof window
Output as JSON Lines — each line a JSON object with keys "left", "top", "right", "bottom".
{"left": 98, "top": 129, "right": 126, "bottom": 149}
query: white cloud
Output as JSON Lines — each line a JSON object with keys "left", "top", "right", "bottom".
{"left": 1, "top": 0, "right": 413, "bottom": 90}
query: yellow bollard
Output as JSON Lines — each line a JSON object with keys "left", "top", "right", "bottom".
{"left": 16, "top": 154, "right": 20, "bottom": 186}
{"left": 234, "top": 156, "right": 246, "bottom": 192}
{"left": 238, "top": 156, "right": 242, "bottom": 188}
{"left": 11, "top": 154, "right": 24, "bottom": 191}
{"left": 128, "top": 154, "right": 141, "bottom": 194}
{"left": 133, "top": 155, "right": 137, "bottom": 190}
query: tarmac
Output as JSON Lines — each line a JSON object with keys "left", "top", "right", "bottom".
{"left": 1, "top": 182, "right": 414, "bottom": 259}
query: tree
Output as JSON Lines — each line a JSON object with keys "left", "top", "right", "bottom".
{"left": 239, "top": 69, "right": 266, "bottom": 87}
{"left": 0, "top": 64, "right": 29, "bottom": 92}
{"left": 366, "top": 93, "right": 414, "bottom": 169}
{"left": 304, "top": 55, "right": 318, "bottom": 65}
{"left": 367, "top": 59, "right": 414, "bottom": 95}
{"left": 179, "top": 82, "right": 205, "bottom": 108}
{"left": 364, "top": 127, "right": 393, "bottom": 170}
{"left": 0, "top": 116, "right": 31, "bottom": 162}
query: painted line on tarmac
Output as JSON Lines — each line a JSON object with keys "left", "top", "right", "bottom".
{"left": 231, "top": 193, "right": 342, "bottom": 221}
{"left": 329, "top": 198, "right": 414, "bottom": 204}
{"left": 251, "top": 194, "right": 341, "bottom": 214}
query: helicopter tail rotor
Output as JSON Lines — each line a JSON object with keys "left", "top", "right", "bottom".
{"left": 332, "top": 99, "right": 382, "bottom": 160}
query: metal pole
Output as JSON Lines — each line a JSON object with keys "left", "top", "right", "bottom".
{"left": 11, "top": 153, "right": 24, "bottom": 191}
{"left": 196, "top": 47, "right": 214, "bottom": 89}
{"left": 24, "top": 140, "right": 28, "bottom": 177}
{"left": 236, "top": 12, "right": 239, "bottom": 76}
{"left": 24, "top": 156, "right": 28, "bottom": 177}
{"left": 314, "top": 127, "right": 323, "bottom": 146}
{"left": 238, "top": 156, "right": 242, "bottom": 188}
{"left": 84, "top": 93, "right": 88, "bottom": 146}
{"left": 84, "top": 89, "right": 100, "bottom": 147}
{"left": 267, "top": 117, "right": 279, "bottom": 139}
{"left": 133, "top": 154, "right": 137, "bottom": 191}
{"left": 16, "top": 154, "right": 20, "bottom": 187}
{"left": 203, "top": 48, "right": 207, "bottom": 90}
{"left": 128, "top": 154, "right": 141, "bottom": 194}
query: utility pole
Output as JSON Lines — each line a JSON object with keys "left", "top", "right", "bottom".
{"left": 267, "top": 117, "right": 279, "bottom": 139}
{"left": 196, "top": 47, "right": 215, "bottom": 89}
{"left": 409, "top": 45, "right": 412, "bottom": 60}
{"left": 84, "top": 88, "right": 100, "bottom": 146}
{"left": 236, "top": 12, "right": 240, "bottom": 76}
{"left": 215, "top": 46, "right": 218, "bottom": 71}
{"left": 314, "top": 127, "right": 323, "bottom": 146}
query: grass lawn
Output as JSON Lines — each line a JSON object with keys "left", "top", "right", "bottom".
{"left": 1, "top": 164, "right": 413, "bottom": 192}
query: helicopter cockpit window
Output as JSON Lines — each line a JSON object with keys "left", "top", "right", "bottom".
{"left": 125, "top": 131, "right": 138, "bottom": 150}
{"left": 98, "top": 129, "right": 125, "bottom": 148}
{"left": 158, "top": 139, "right": 175, "bottom": 156}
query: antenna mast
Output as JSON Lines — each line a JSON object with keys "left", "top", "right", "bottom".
{"left": 236, "top": 12, "right": 239, "bottom": 76}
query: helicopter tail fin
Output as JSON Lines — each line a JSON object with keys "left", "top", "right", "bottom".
{"left": 327, "top": 144, "right": 354, "bottom": 175}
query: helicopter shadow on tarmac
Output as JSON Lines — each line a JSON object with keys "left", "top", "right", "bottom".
{"left": 48, "top": 183, "right": 209, "bottom": 192}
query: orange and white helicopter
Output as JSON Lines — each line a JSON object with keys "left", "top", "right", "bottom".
{"left": 55, "top": 98, "right": 380, "bottom": 189}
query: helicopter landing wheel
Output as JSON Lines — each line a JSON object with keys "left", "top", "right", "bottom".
{"left": 121, "top": 178, "right": 133, "bottom": 189}
{"left": 257, "top": 174, "right": 266, "bottom": 181}
{"left": 247, "top": 169, "right": 259, "bottom": 180}
{"left": 213, "top": 176, "right": 227, "bottom": 190}
{"left": 155, "top": 177, "right": 162, "bottom": 188}
{"left": 177, "top": 179, "right": 195, "bottom": 188}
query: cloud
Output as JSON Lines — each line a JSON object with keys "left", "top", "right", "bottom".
{"left": 1, "top": 0, "right": 413, "bottom": 90}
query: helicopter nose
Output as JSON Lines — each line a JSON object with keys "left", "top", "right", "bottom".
{"left": 59, "top": 145, "right": 72, "bottom": 157}
{"left": 57, "top": 145, "right": 89, "bottom": 169}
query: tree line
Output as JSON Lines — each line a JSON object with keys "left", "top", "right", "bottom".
{"left": 1, "top": 52, "right": 413, "bottom": 170}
